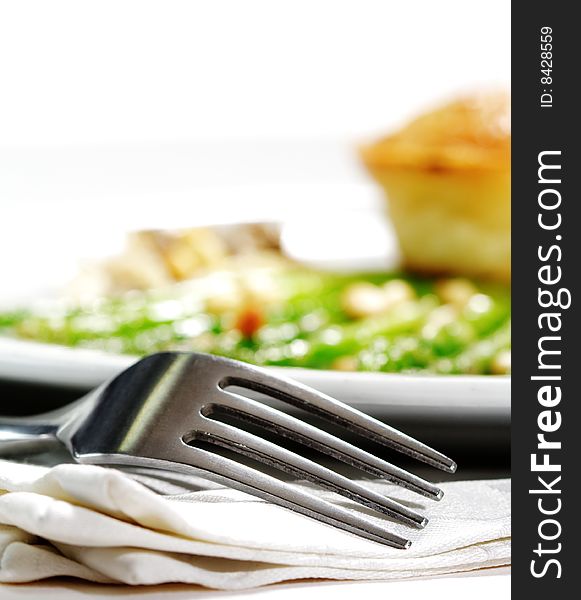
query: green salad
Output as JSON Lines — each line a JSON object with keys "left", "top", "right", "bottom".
{"left": 0, "top": 269, "right": 511, "bottom": 375}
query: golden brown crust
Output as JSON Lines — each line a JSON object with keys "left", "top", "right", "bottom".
{"left": 360, "top": 92, "right": 511, "bottom": 173}
{"left": 360, "top": 92, "right": 511, "bottom": 282}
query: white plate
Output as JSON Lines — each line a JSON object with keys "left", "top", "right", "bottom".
{"left": 0, "top": 178, "right": 510, "bottom": 423}
{"left": 0, "top": 338, "right": 510, "bottom": 422}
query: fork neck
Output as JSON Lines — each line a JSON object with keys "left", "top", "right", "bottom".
{"left": 0, "top": 421, "right": 60, "bottom": 456}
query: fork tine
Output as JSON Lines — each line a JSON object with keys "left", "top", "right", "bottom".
{"left": 219, "top": 361, "right": 457, "bottom": 473}
{"left": 217, "top": 389, "right": 443, "bottom": 500}
{"left": 178, "top": 438, "right": 415, "bottom": 549}
{"left": 197, "top": 418, "right": 427, "bottom": 529}
{"left": 91, "top": 444, "right": 412, "bottom": 548}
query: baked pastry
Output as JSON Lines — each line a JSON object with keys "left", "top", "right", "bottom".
{"left": 361, "top": 92, "right": 511, "bottom": 281}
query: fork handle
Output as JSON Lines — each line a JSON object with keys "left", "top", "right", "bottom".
{"left": 0, "top": 421, "right": 60, "bottom": 455}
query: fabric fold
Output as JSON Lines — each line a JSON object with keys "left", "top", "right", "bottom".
{"left": 0, "top": 460, "right": 510, "bottom": 589}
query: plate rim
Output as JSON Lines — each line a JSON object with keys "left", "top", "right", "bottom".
{"left": 0, "top": 337, "right": 510, "bottom": 415}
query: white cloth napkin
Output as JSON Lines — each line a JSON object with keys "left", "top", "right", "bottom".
{"left": 0, "top": 460, "right": 510, "bottom": 589}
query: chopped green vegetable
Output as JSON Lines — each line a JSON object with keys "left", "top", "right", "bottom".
{"left": 0, "top": 269, "right": 511, "bottom": 375}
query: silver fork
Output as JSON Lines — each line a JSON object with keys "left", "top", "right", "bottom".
{"left": 0, "top": 352, "right": 456, "bottom": 549}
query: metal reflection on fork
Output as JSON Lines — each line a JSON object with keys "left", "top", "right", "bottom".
{"left": 0, "top": 352, "right": 456, "bottom": 549}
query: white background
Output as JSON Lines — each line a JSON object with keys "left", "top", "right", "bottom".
{"left": 0, "top": 0, "right": 509, "bottom": 145}
{"left": 0, "top": 0, "right": 510, "bottom": 297}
